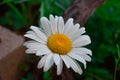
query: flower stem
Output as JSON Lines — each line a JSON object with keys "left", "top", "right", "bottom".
{"left": 114, "top": 45, "right": 120, "bottom": 80}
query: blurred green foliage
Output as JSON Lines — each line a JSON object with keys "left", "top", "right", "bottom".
{"left": 85, "top": 0, "right": 120, "bottom": 79}
{"left": 0, "top": 0, "right": 120, "bottom": 80}
{"left": 0, "top": 0, "right": 72, "bottom": 30}
{"left": 20, "top": 73, "right": 32, "bottom": 80}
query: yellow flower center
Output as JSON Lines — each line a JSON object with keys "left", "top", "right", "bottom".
{"left": 47, "top": 34, "right": 72, "bottom": 55}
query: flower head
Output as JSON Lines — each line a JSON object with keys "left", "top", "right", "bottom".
{"left": 24, "top": 15, "right": 92, "bottom": 75}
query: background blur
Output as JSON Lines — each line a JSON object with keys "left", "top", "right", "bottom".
{"left": 0, "top": 0, "right": 120, "bottom": 80}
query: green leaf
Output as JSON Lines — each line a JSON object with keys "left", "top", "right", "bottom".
{"left": 7, "top": 2, "right": 27, "bottom": 24}
{"left": 44, "top": 72, "right": 52, "bottom": 80}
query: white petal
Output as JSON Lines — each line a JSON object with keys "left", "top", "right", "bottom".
{"left": 24, "top": 33, "right": 46, "bottom": 44}
{"left": 24, "top": 41, "right": 42, "bottom": 52}
{"left": 53, "top": 54, "right": 61, "bottom": 65}
{"left": 24, "top": 41, "right": 37, "bottom": 46}
{"left": 24, "top": 41, "right": 42, "bottom": 48}
{"left": 53, "top": 54, "right": 63, "bottom": 75}
{"left": 37, "top": 54, "right": 49, "bottom": 68}
{"left": 68, "top": 52, "right": 86, "bottom": 69}
{"left": 67, "top": 56, "right": 83, "bottom": 75}
{"left": 24, "top": 39, "right": 51, "bottom": 56}
{"left": 36, "top": 45, "right": 51, "bottom": 56}
{"left": 79, "top": 27, "right": 86, "bottom": 35}
{"left": 57, "top": 58, "right": 63, "bottom": 75}
{"left": 44, "top": 54, "right": 54, "bottom": 71}
{"left": 40, "top": 17, "right": 51, "bottom": 36}
{"left": 73, "top": 59, "right": 83, "bottom": 75}
{"left": 24, "top": 44, "right": 40, "bottom": 49}
{"left": 30, "top": 26, "right": 47, "bottom": 41}
{"left": 26, "top": 45, "right": 40, "bottom": 51}
{"left": 71, "top": 48, "right": 92, "bottom": 56}
{"left": 80, "top": 54, "right": 91, "bottom": 61}
{"left": 58, "top": 16, "right": 64, "bottom": 33}
{"left": 63, "top": 18, "right": 74, "bottom": 34}
{"left": 73, "top": 35, "right": 91, "bottom": 47}
{"left": 61, "top": 55, "right": 70, "bottom": 68}
{"left": 36, "top": 50, "right": 50, "bottom": 56}
{"left": 49, "top": 15, "right": 57, "bottom": 34}
{"left": 66, "top": 23, "right": 80, "bottom": 41}
{"left": 25, "top": 48, "right": 38, "bottom": 54}
{"left": 26, "top": 31, "right": 34, "bottom": 34}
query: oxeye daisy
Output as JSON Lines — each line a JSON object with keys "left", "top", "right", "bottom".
{"left": 24, "top": 14, "right": 92, "bottom": 75}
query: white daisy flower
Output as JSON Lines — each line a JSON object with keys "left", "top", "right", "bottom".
{"left": 24, "top": 15, "right": 92, "bottom": 75}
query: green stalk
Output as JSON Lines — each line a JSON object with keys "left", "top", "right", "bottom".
{"left": 114, "top": 45, "right": 120, "bottom": 80}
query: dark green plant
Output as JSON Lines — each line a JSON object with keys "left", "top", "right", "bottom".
{"left": 84, "top": 0, "right": 120, "bottom": 79}
{"left": 0, "top": 0, "right": 72, "bottom": 30}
